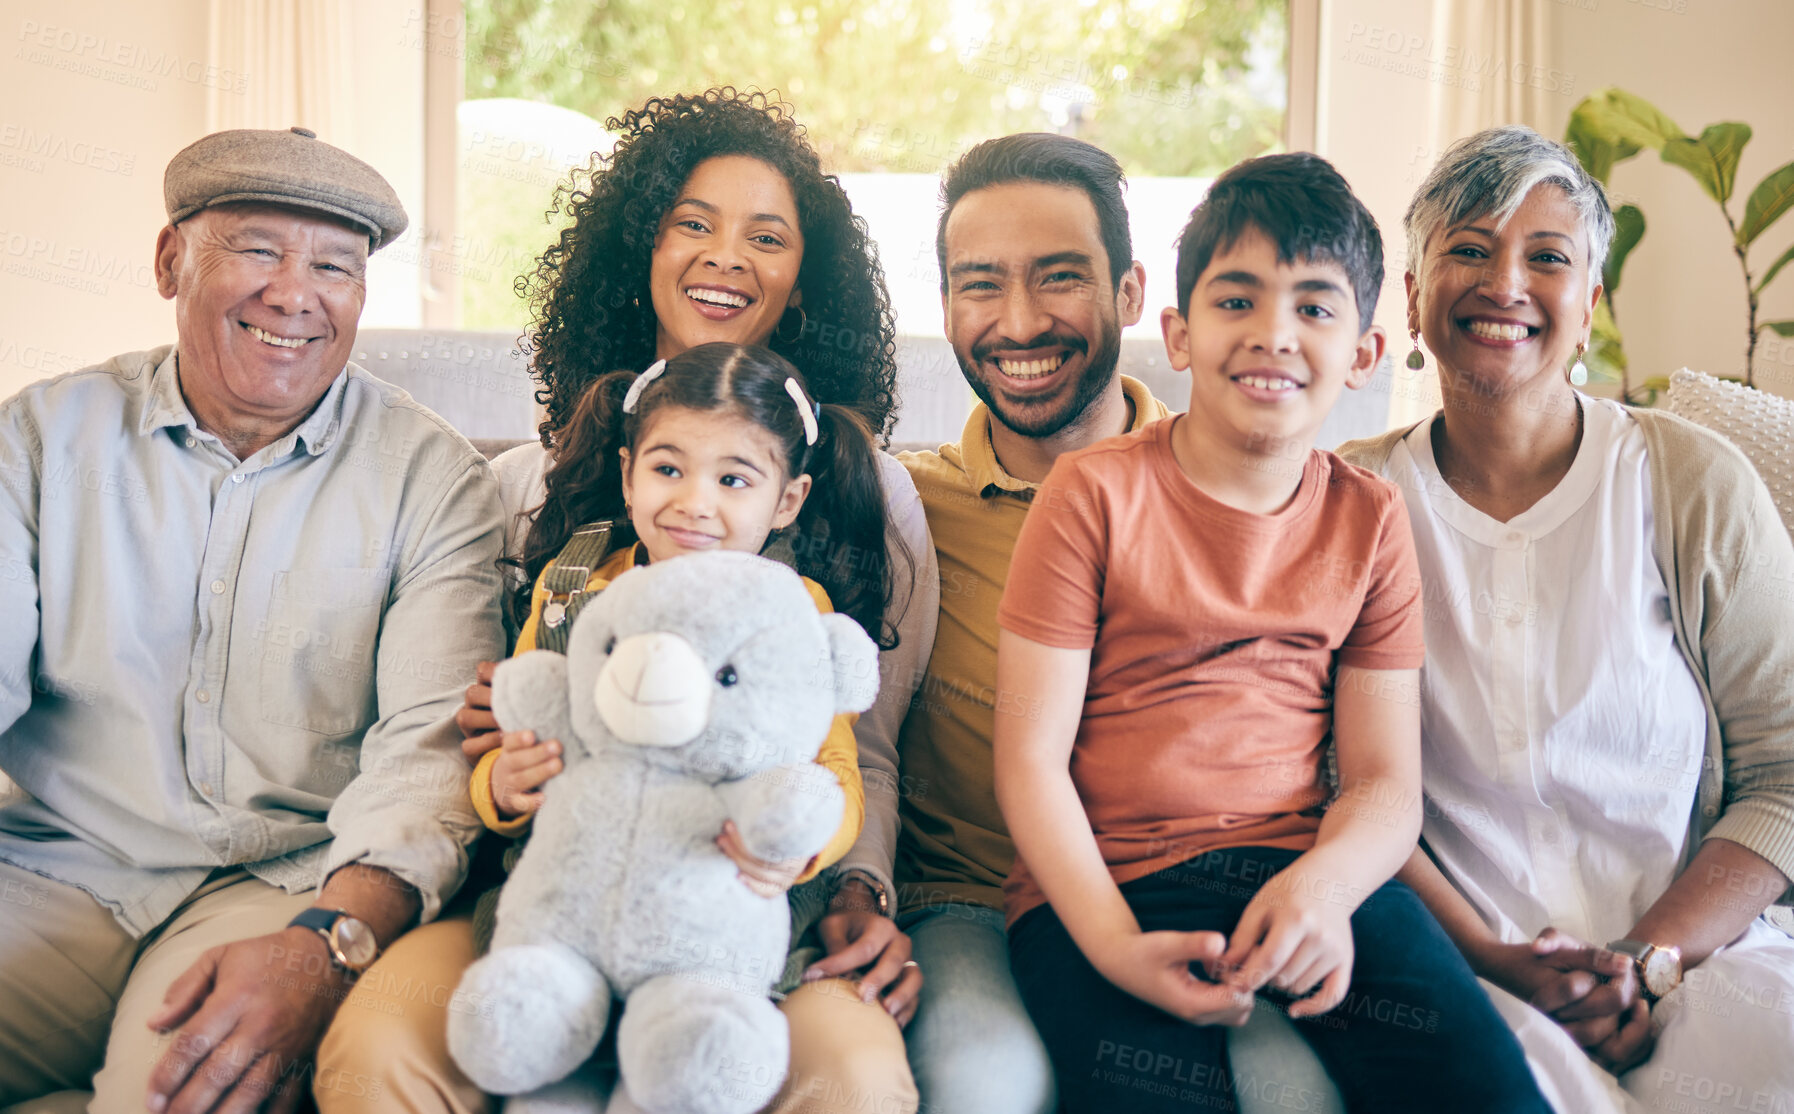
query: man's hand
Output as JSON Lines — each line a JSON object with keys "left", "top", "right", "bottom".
{"left": 145, "top": 927, "right": 348, "bottom": 1114}
{"left": 1095, "top": 929, "right": 1253, "bottom": 1027}
{"left": 803, "top": 880, "right": 922, "bottom": 1026}
{"left": 456, "top": 661, "right": 501, "bottom": 762}
{"left": 1221, "top": 871, "right": 1355, "bottom": 1020}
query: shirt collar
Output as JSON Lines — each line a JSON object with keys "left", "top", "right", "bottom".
{"left": 960, "top": 374, "right": 1162, "bottom": 498}
{"left": 138, "top": 348, "right": 195, "bottom": 437}
{"left": 137, "top": 349, "right": 352, "bottom": 458}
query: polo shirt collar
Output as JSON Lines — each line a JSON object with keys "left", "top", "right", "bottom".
{"left": 960, "top": 374, "right": 1160, "bottom": 498}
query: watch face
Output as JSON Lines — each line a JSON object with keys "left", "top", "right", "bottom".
{"left": 332, "top": 917, "right": 379, "bottom": 970}
{"left": 1642, "top": 949, "right": 1681, "bottom": 998}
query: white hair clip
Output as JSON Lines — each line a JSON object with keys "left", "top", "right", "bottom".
{"left": 621, "top": 359, "right": 667, "bottom": 414}
{"left": 784, "top": 377, "right": 819, "bottom": 446}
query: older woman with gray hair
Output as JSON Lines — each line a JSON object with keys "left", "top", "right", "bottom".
{"left": 1339, "top": 124, "right": 1794, "bottom": 1112}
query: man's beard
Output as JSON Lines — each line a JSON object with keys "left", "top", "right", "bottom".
{"left": 955, "top": 318, "right": 1124, "bottom": 440}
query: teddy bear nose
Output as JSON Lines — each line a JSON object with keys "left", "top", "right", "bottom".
{"left": 594, "top": 631, "right": 714, "bottom": 747}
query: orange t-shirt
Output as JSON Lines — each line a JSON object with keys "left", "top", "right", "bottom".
{"left": 996, "top": 416, "right": 1425, "bottom": 925}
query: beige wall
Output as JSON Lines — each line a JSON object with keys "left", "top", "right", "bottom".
{"left": 0, "top": 0, "right": 427, "bottom": 403}
{"left": 0, "top": 0, "right": 208, "bottom": 401}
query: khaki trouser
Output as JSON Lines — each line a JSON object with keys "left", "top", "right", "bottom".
{"left": 0, "top": 861, "right": 316, "bottom": 1114}
{"left": 319, "top": 911, "right": 918, "bottom": 1114}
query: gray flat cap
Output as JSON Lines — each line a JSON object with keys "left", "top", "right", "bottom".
{"left": 164, "top": 126, "right": 408, "bottom": 251}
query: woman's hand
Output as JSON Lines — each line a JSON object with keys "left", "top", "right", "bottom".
{"left": 491, "top": 730, "right": 562, "bottom": 819}
{"left": 457, "top": 661, "right": 502, "bottom": 762}
{"left": 1220, "top": 873, "right": 1356, "bottom": 1019}
{"left": 1477, "top": 927, "right": 1656, "bottom": 1067}
{"left": 715, "top": 820, "right": 809, "bottom": 898}
{"left": 806, "top": 882, "right": 924, "bottom": 1026}
{"left": 1094, "top": 930, "right": 1254, "bottom": 1027}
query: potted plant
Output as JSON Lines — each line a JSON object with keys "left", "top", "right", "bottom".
{"left": 1564, "top": 88, "right": 1794, "bottom": 399}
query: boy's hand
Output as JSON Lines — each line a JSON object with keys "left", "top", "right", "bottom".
{"left": 1222, "top": 875, "right": 1355, "bottom": 1019}
{"left": 1095, "top": 930, "right": 1254, "bottom": 1027}
{"left": 491, "top": 729, "right": 561, "bottom": 818}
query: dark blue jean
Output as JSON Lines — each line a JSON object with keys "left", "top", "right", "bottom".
{"left": 1008, "top": 846, "right": 1549, "bottom": 1114}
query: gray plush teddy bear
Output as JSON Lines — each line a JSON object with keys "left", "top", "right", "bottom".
{"left": 447, "top": 550, "right": 879, "bottom": 1114}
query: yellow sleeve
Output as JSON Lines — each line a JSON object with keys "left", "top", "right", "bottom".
{"left": 514, "top": 586, "right": 543, "bottom": 654}
{"left": 471, "top": 747, "right": 535, "bottom": 837}
{"left": 795, "top": 576, "right": 866, "bottom": 882}
{"left": 801, "top": 710, "right": 865, "bottom": 880}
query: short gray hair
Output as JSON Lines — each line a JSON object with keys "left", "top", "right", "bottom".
{"left": 1405, "top": 125, "right": 1614, "bottom": 286}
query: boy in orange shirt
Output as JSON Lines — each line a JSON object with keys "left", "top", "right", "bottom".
{"left": 992, "top": 154, "right": 1549, "bottom": 1112}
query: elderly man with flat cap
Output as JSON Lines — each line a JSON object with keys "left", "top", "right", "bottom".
{"left": 0, "top": 128, "right": 504, "bottom": 1113}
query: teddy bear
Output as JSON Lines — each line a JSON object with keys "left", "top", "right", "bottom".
{"left": 446, "top": 550, "right": 879, "bottom": 1114}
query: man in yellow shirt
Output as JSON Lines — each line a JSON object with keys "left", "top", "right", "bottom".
{"left": 804, "top": 133, "right": 1170, "bottom": 1113}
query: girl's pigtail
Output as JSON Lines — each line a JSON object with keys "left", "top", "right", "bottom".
{"left": 505, "top": 369, "right": 637, "bottom": 630}
{"left": 788, "top": 404, "right": 909, "bottom": 650}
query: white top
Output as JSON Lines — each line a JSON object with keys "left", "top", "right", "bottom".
{"left": 491, "top": 440, "right": 939, "bottom": 894}
{"left": 1385, "top": 396, "right": 1709, "bottom": 945}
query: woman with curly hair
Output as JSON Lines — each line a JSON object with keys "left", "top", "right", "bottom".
{"left": 315, "top": 89, "right": 933, "bottom": 1114}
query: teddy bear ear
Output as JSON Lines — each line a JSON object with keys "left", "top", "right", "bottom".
{"left": 819, "top": 613, "right": 880, "bottom": 715}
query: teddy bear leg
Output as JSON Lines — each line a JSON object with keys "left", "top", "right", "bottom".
{"left": 613, "top": 975, "right": 789, "bottom": 1114}
{"left": 447, "top": 941, "right": 613, "bottom": 1095}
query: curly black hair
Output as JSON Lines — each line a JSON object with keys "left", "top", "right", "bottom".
{"left": 520, "top": 87, "right": 900, "bottom": 445}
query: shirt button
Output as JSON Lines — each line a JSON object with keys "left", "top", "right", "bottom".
{"left": 231, "top": 474, "right": 245, "bottom": 484}
{"left": 199, "top": 781, "right": 214, "bottom": 797}
{"left": 196, "top": 690, "right": 211, "bottom": 704}
{"left": 185, "top": 437, "right": 198, "bottom": 449}
{"left": 1506, "top": 530, "right": 1524, "bottom": 545}
{"left": 210, "top": 580, "right": 226, "bottom": 595}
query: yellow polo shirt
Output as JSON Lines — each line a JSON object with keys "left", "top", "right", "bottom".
{"left": 894, "top": 376, "right": 1169, "bottom": 914}
{"left": 470, "top": 543, "right": 864, "bottom": 883}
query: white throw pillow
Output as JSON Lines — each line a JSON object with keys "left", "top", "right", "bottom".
{"left": 1664, "top": 369, "right": 1794, "bottom": 537}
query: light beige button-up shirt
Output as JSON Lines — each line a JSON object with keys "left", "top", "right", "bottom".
{"left": 0, "top": 346, "right": 504, "bottom": 934}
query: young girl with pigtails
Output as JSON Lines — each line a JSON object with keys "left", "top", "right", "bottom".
{"left": 468, "top": 341, "right": 897, "bottom": 958}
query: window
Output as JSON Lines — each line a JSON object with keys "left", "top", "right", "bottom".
{"left": 446, "top": 0, "right": 1298, "bottom": 338}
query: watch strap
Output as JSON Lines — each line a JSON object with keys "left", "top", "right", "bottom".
{"left": 288, "top": 906, "right": 344, "bottom": 934}
{"left": 834, "top": 868, "right": 891, "bottom": 917}
{"left": 287, "top": 906, "right": 376, "bottom": 973}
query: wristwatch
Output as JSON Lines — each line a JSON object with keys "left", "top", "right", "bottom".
{"left": 289, "top": 907, "right": 381, "bottom": 974}
{"left": 1607, "top": 938, "right": 1683, "bottom": 1002}
{"left": 832, "top": 868, "right": 891, "bottom": 917}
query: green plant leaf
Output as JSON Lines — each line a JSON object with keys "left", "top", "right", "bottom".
{"left": 1739, "top": 161, "right": 1794, "bottom": 245}
{"left": 1586, "top": 297, "right": 1627, "bottom": 382}
{"left": 1578, "top": 88, "right": 1683, "bottom": 153}
{"left": 1565, "top": 96, "right": 1640, "bottom": 183}
{"left": 1661, "top": 138, "right": 1725, "bottom": 202}
{"left": 1754, "top": 243, "right": 1794, "bottom": 294}
{"left": 1702, "top": 123, "right": 1750, "bottom": 201}
{"left": 1604, "top": 204, "right": 1645, "bottom": 296}
{"left": 1758, "top": 319, "right": 1794, "bottom": 336}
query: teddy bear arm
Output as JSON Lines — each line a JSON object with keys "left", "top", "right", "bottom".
{"left": 714, "top": 763, "right": 846, "bottom": 864}
{"left": 492, "top": 650, "right": 578, "bottom": 752}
